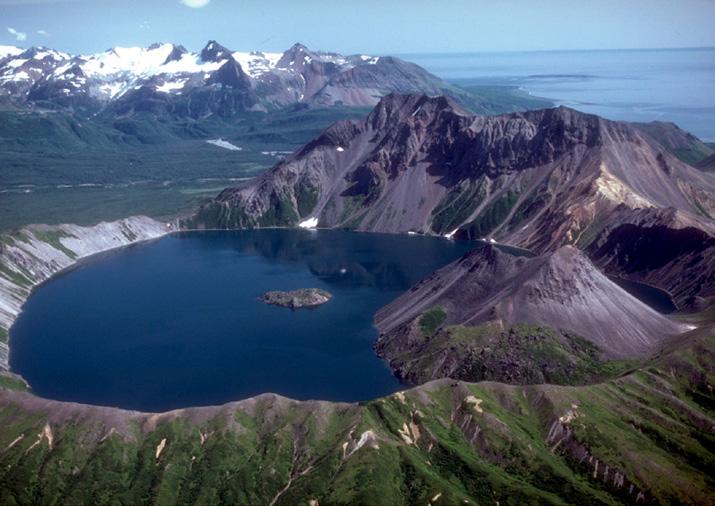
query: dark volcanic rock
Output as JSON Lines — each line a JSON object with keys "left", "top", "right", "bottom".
{"left": 586, "top": 207, "right": 715, "bottom": 309}
{"left": 373, "top": 244, "right": 689, "bottom": 384}
{"left": 200, "top": 40, "right": 233, "bottom": 62}
{"left": 188, "top": 93, "right": 715, "bottom": 303}
{"left": 697, "top": 153, "right": 715, "bottom": 172}
{"left": 261, "top": 288, "right": 332, "bottom": 309}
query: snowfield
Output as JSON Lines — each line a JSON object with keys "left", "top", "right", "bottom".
{"left": 206, "top": 139, "right": 242, "bottom": 151}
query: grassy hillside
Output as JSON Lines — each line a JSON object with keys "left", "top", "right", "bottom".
{"left": 0, "top": 328, "right": 711, "bottom": 505}
{"left": 0, "top": 106, "right": 370, "bottom": 231}
{"left": 632, "top": 120, "right": 715, "bottom": 166}
{"left": 380, "top": 321, "right": 640, "bottom": 386}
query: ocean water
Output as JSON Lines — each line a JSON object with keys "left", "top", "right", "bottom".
{"left": 407, "top": 48, "right": 715, "bottom": 141}
{"left": 9, "top": 230, "right": 474, "bottom": 411}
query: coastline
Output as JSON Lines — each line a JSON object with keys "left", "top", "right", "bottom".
{"left": 0, "top": 217, "right": 471, "bottom": 378}
{"left": 0, "top": 216, "right": 173, "bottom": 373}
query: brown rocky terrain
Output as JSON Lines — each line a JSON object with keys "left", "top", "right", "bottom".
{"left": 373, "top": 244, "right": 690, "bottom": 383}
{"left": 188, "top": 94, "right": 715, "bottom": 306}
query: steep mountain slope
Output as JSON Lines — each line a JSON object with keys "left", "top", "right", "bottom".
{"left": 188, "top": 93, "right": 715, "bottom": 304}
{"left": 586, "top": 207, "right": 715, "bottom": 309}
{"left": 0, "top": 328, "right": 712, "bottom": 505}
{"left": 373, "top": 244, "right": 689, "bottom": 384}
{"left": 0, "top": 41, "right": 477, "bottom": 117}
{"left": 0, "top": 217, "right": 170, "bottom": 370}
{"left": 696, "top": 153, "right": 715, "bottom": 172}
{"left": 633, "top": 121, "right": 714, "bottom": 166}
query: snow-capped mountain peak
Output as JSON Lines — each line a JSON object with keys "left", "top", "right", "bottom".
{"left": 80, "top": 43, "right": 180, "bottom": 77}
{"left": 200, "top": 40, "right": 233, "bottom": 63}
{"left": 231, "top": 51, "right": 282, "bottom": 78}
{"left": 0, "top": 40, "right": 465, "bottom": 116}
{"left": 0, "top": 45, "right": 23, "bottom": 60}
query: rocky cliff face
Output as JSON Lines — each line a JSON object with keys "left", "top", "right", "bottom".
{"left": 188, "top": 93, "right": 715, "bottom": 305}
{"left": 586, "top": 207, "right": 715, "bottom": 308}
{"left": 0, "top": 216, "right": 170, "bottom": 370}
{"left": 696, "top": 153, "right": 715, "bottom": 172}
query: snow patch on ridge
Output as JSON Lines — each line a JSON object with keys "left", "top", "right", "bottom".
{"left": 0, "top": 46, "right": 22, "bottom": 59}
{"left": 359, "top": 55, "right": 380, "bottom": 65}
{"left": 206, "top": 138, "right": 242, "bottom": 151}
{"left": 298, "top": 217, "right": 319, "bottom": 229}
{"left": 156, "top": 79, "right": 187, "bottom": 93}
{"left": 443, "top": 228, "right": 458, "bottom": 239}
{"left": 232, "top": 50, "right": 281, "bottom": 78}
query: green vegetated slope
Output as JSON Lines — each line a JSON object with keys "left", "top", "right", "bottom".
{"left": 0, "top": 329, "right": 712, "bottom": 505}
{"left": 0, "top": 85, "right": 547, "bottom": 232}
{"left": 631, "top": 120, "right": 715, "bottom": 166}
{"left": 0, "top": 106, "right": 369, "bottom": 231}
{"left": 384, "top": 321, "right": 640, "bottom": 386}
{"left": 456, "top": 84, "right": 555, "bottom": 114}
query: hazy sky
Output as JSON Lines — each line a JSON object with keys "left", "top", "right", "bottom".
{"left": 2, "top": 0, "right": 715, "bottom": 55}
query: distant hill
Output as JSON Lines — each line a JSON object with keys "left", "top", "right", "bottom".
{"left": 633, "top": 120, "right": 714, "bottom": 165}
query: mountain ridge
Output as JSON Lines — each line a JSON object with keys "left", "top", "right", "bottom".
{"left": 0, "top": 326, "right": 712, "bottom": 504}
{"left": 187, "top": 93, "right": 715, "bottom": 305}
{"left": 0, "top": 41, "right": 479, "bottom": 117}
{"left": 373, "top": 243, "right": 690, "bottom": 385}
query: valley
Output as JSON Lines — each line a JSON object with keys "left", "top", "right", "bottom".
{"left": 0, "top": 104, "right": 372, "bottom": 230}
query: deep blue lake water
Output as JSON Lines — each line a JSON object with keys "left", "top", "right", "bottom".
{"left": 406, "top": 48, "right": 715, "bottom": 141}
{"left": 10, "top": 230, "right": 474, "bottom": 411}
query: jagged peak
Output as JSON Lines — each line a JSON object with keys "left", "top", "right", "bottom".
{"left": 538, "top": 245, "right": 592, "bottom": 275}
{"left": 163, "top": 44, "right": 188, "bottom": 65}
{"left": 458, "top": 244, "right": 593, "bottom": 289}
{"left": 281, "top": 42, "right": 313, "bottom": 57}
{"left": 367, "top": 93, "right": 467, "bottom": 128}
{"left": 207, "top": 57, "right": 250, "bottom": 88}
{"left": 288, "top": 42, "right": 309, "bottom": 51}
{"left": 201, "top": 40, "right": 232, "bottom": 62}
{"left": 455, "top": 243, "right": 532, "bottom": 278}
{"left": 532, "top": 105, "right": 602, "bottom": 126}
{"left": 276, "top": 42, "right": 320, "bottom": 68}
{"left": 17, "top": 46, "right": 69, "bottom": 60}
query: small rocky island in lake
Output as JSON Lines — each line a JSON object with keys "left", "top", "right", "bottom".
{"left": 261, "top": 288, "right": 332, "bottom": 309}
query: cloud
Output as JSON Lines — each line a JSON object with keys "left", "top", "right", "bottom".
{"left": 37, "top": 29, "right": 48, "bottom": 36}
{"left": 180, "top": 0, "right": 210, "bottom": 8}
{"left": 7, "top": 27, "right": 27, "bottom": 41}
